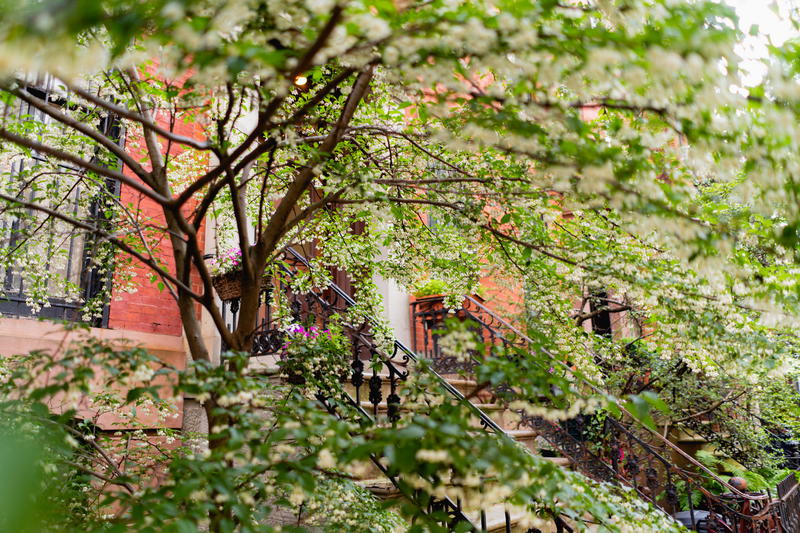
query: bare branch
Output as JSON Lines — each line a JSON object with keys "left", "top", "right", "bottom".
{"left": 3, "top": 85, "right": 153, "bottom": 184}
{"left": 256, "top": 67, "right": 376, "bottom": 256}
{"left": 572, "top": 305, "right": 632, "bottom": 326}
{"left": 0, "top": 190, "right": 201, "bottom": 299}
{"left": 63, "top": 78, "right": 211, "bottom": 151}
{"left": 674, "top": 391, "right": 746, "bottom": 424}
{"left": 337, "top": 195, "right": 581, "bottom": 266}
{"left": 123, "top": 68, "right": 166, "bottom": 189}
{"left": 274, "top": 67, "right": 356, "bottom": 129}
{"left": 172, "top": 6, "right": 346, "bottom": 208}
{"left": 289, "top": 6, "right": 344, "bottom": 80}
{"left": 62, "top": 460, "right": 134, "bottom": 493}
{"left": 256, "top": 144, "right": 278, "bottom": 238}
{"left": 354, "top": 125, "right": 478, "bottom": 179}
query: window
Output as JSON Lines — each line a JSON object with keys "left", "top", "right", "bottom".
{"left": 589, "top": 290, "right": 612, "bottom": 337}
{"left": 0, "top": 75, "right": 120, "bottom": 325}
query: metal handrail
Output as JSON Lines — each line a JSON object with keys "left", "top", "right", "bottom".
{"left": 417, "top": 291, "right": 794, "bottom": 530}
{"left": 458, "top": 294, "right": 765, "bottom": 501}
{"left": 285, "top": 248, "right": 509, "bottom": 438}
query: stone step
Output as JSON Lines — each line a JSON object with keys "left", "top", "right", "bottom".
{"left": 356, "top": 399, "right": 557, "bottom": 434}
{"left": 359, "top": 400, "right": 517, "bottom": 428}
{"left": 351, "top": 429, "right": 549, "bottom": 482}
{"left": 543, "top": 456, "right": 571, "bottom": 468}
{"left": 463, "top": 428, "right": 540, "bottom": 453}
{"left": 357, "top": 481, "right": 568, "bottom": 532}
{"left": 467, "top": 404, "right": 520, "bottom": 431}
{"left": 241, "top": 369, "right": 573, "bottom": 462}
{"left": 467, "top": 504, "right": 527, "bottom": 532}
{"left": 249, "top": 362, "right": 488, "bottom": 401}
{"left": 351, "top": 429, "right": 550, "bottom": 481}
{"left": 356, "top": 478, "right": 509, "bottom": 502}
{"left": 356, "top": 479, "right": 404, "bottom": 501}
{"left": 505, "top": 429, "right": 539, "bottom": 452}
{"left": 356, "top": 456, "right": 571, "bottom": 493}
{"left": 246, "top": 354, "right": 281, "bottom": 375}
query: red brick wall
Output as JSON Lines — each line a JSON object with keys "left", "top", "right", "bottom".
{"left": 107, "top": 75, "right": 206, "bottom": 337}
{"left": 106, "top": 176, "right": 178, "bottom": 334}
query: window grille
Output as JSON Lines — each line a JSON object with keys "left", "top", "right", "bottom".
{"left": 0, "top": 75, "right": 120, "bottom": 326}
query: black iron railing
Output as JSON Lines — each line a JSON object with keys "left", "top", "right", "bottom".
{"left": 218, "top": 253, "right": 796, "bottom": 531}
{"left": 411, "top": 295, "right": 524, "bottom": 375}
{"left": 219, "top": 249, "right": 574, "bottom": 532}
{"left": 411, "top": 293, "right": 794, "bottom": 532}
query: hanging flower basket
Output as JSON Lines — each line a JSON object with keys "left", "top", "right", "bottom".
{"left": 211, "top": 270, "right": 272, "bottom": 301}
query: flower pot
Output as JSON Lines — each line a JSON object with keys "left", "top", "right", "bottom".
{"left": 212, "top": 271, "right": 272, "bottom": 301}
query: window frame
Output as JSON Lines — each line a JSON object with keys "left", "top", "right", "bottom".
{"left": 0, "top": 79, "right": 122, "bottom": 327}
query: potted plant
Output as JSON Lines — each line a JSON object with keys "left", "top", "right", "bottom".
{"left": 413, "top": 279, "right": 486, "bottom": 303}
{"left": 412, "top": 278, "right": 449, "bottom": 300}
{"left": 209, "top": 247, "right": 272, "bottom": 300}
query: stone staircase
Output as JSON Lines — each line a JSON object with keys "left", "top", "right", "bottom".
{"left": 349, "top": 375, "right": 565, "bottom": 460}
{"left": 210, "top": 249, "right": 798, "bottom": 533}
{"left": 224, "top": 252, "right": 655, "bottom": 531}
{"left": 347, "top": 374, "right": 573, "bottom": 533}
{"left": 245, "top": 353, "right": 573, "bottom": 532}
{"left": 222, "top": 249, "right": 795, "bottom": 532}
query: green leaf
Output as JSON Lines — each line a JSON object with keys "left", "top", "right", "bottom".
{"left": 624, "top": 394, "right": 657, "bottom": 431}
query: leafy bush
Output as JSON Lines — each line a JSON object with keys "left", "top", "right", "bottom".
{"left": 413, "top": 279, "right": 448, "bottom": 298}
{"left": 279, "top": 324, "right": 352, "bottom": 395}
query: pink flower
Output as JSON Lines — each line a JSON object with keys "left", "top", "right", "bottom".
{"left": 287, "top": 324, "right": 305, "bottom": 334}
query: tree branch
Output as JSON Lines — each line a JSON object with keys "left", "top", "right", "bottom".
{"left": 0, "top": 190, "right": 201, "bottom": 299}
{"left": 673, "top": 391, "right": 746, "bottom": 425}
{"left": 3, "top": 85, "right": 153, "bottom": 184}
{"left": 62, "top": 78, "right": 211, "bottom": 151}
{"left": 171, "top": 7, "right": 345, "bottom": 208}
{"left": 123, "top": 67, "right": 166, "bottom": 191}
{"left": 572, "top": 305, "right": 632, "bottom": 326}
{"left": 0, "top": 127, "right": 171, "bottom": 205}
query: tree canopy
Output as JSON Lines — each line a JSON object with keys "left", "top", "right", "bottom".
{"left": 1, "top": 0, "right": 800, "bottom": 531}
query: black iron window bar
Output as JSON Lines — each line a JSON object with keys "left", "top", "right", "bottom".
{"left": 0, "top": 76, "right": 120, "bottom": 326}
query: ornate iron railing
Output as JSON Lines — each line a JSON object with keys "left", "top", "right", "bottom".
{"left": 219, "top": 256, "right": 795, "bottom": 531}
{"left": 411, "top": 293, "right": 793, "bottom": 532}
{"left": 219, "top": 250, "right": 576, "bottom": 532}
{"left": 778, "top": 473, "right": 800, "bottom": 533}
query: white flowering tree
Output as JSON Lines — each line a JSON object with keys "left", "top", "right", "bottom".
{"left": 1, "top": 0, "right": 800, "bottom": 531}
